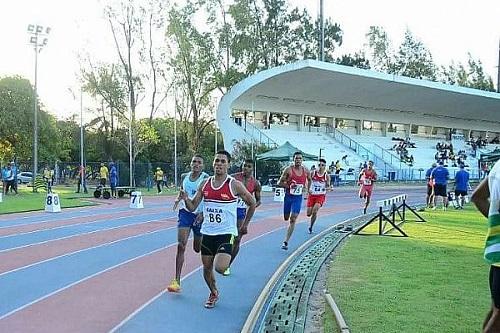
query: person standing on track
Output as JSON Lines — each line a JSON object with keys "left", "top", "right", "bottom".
{"left": 224, "top": 159, "right": 262, "bottom": 276}
{"left": 426, "top": 162, "right": 437, "bottom": 208}
{"left": 358, "top": 160, "right": 377, "bottom": 214}
{"left": 278, "top": 151, "right": 311, "bottom": 250}
{"left": 307, "top": 158, "right": 332, "bottom": 234}
{"left": 181, "top": 150, "right": 256, "bottom": 308}
{"left": 167, "top": 154, "right": 209, "bottom": 293}
{"left": 471, "top": 159, "right": 500, "bottom": 333}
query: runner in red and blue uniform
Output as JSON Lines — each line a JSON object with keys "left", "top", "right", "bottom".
{"left": 278, "top": 152, "right": 311, "bottom": 250}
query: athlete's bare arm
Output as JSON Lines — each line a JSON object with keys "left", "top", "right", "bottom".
{"left": 173, "top": 173, "right": 189, "bottom": 210}
{"left": 304, "top": 167, "right": 312, "bottom": 194}
{"left": 232, "top": 180, "right": 257, "bottom": 234}
{"left": 254, "top": 180, "right": 262, "bottom": 208}
{"left": 181, "top": 178, "right": 209, "bottom": 212}
{"left": 326, "top": 173, "right": 333, "bottom": 191}
{"left": 277, "top": 167, "right": 291, "bottom": 188}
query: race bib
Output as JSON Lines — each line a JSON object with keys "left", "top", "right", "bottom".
{"left": 237, "top": 197, "right": 246, "bottom": 208}
{"left": 290, "top": 183, "right": 304, "bottom": 195}
{"left": 204, "top": 206, "right": 226, "bottom": 224}
{"left": 310, "top": 181, "right": 326, "bottom": 195}
{"left": 363, "top": 179, "right": 372, "bottom": 186}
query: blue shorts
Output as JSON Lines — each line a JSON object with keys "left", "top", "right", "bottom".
{"left": 237, "top": 207, "right": 246, "bottom": 221}
{"left": 284, "top": 193, "right": 303, "bottom": 216}
{"left": 178, "top": 209, "right": 202, "bottom": 237}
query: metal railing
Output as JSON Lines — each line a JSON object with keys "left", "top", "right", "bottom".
{"left": 372, "top": 143, "right": 403, "bottom": 169}
{"left": 325, "top": 127, "right": 398, "bottom": 178}
{"left": 236, "top": 118, "right": 278, "bottom": 149}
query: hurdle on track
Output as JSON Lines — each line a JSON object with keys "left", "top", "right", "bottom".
{"left": 354, "top": 194, "right": 425, "bottom": 237}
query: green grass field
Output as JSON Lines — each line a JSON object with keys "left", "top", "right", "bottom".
{"left": 0, "top": 185, "right": 178, "bottom": 214}
{"left": 325, "top": 205, "right": 490, "bottom": 333}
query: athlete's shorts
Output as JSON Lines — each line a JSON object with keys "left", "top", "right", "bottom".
{"left": 359, "top": 185, "right": 373, "bottom": 199}
{"left": 490, "top": 265, "right": 500, "bottom": 308}
{"left": 178, "top": 209, "right": 202, "bottom": 237}
{"left": 307, "top": 194, "right": 325, "bottom": 208}
{"left": 427, "top": 184, "right": 434, "bottom": 196}
{"left": 237, "top": 207, "right": 246, "bottom": 221}
{"left": 434, "top": 184, "right": 447, "bottom": 197}
{"left": 201, "top": 234, "right": 234, "bottom": 256}
{"left": 284, "top": 193, "right": 302, "bottom": 216}
{"left": 455, "top": 189, "right": 467, "bottom": 197}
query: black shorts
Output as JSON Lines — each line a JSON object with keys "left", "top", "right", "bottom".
{"left": 100, "top": 178, "right": 106, "bottom": 186}
{"left": 490, "top": 266, "right": 500, "bottom": 308}
{"left": 201, "top": 234, "right": 234, "bottom": 256}
{"left": 434, "top": 184, "right": 447, "bottom": 197}
{"left": 455, "top": 190, "right": 467, "bottom": 197}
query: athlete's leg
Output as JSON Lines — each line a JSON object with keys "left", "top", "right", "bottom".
{"left": 283, "top": 195, "right": 292, "bottom": 221}
{"left": 201, "top": 255, "right": 217, "bottom": 294}
{"left": 174, "top": 227, "right": 191, "bottom": 281}
{"left": 229, "top": 219, "right": 244, "bottom": 266}
{"left": 309, "top": 202, "right": 322, "bottom": 231}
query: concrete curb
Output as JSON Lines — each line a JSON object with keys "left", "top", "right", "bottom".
{"left": 324, "top": 291, "right": 350, "bottom": 333}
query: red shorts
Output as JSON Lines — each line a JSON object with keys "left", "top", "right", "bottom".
{"left": 307, "top": 194, "right": 325, "bottom": 208}
{"left": 359, "top": 185, "right": 373, "bottom": 199}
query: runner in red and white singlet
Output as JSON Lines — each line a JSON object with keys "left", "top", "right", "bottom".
{"left": 306, "top": 158, "right": 332, "bottom": 233}
{"left": 181, "top": 150, "right": 256, "bottom": 309}
{"left": 358, "top": 160, "right": 378, "bottom": 214}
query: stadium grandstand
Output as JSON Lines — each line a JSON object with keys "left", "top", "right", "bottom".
{"left": 216, "top": 60, "right": 500, "bottom": 181}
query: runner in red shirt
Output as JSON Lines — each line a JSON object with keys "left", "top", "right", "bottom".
{"left": 306, "top": 158, "right": 332, "bottom": 233}
{"left": 358, "top": 160, "right": 377, "bottom": 214}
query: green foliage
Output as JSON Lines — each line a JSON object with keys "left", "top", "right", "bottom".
{"left": 440, "top": 54, "right": 495, "bottom": 91}
{"left": 335, "top": 52, "right": 371, "bottom": 69}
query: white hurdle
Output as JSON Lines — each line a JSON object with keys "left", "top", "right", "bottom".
{"left": 356, "top": 194, "right": 425, "bottom": 237}
{"left": 376, "top": 194, "right": 407, "bottom": 209}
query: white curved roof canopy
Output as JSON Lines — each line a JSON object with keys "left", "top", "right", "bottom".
{"left": 217, "top": 59, "right": 500, "bottom": 152}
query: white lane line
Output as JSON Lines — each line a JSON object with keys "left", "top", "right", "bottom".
{"left": 0, "top": 212, "right": 175, "bottom": 239}
{"left": 0, "top": 217, "right": 173, "bottom": 254}
{"left": 0, "top": 235, "right": 179, "bottom": 321}
{"left": 0, "top": 207, "right": 168, "bottom": 230}
{"left": 0, "top": 224, "right": 176, "bottom": 277}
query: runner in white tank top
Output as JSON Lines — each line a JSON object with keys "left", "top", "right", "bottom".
{"left": 181, "top": 150, "right": 256, "bottom": 309}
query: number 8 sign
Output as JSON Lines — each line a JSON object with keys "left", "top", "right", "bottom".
{"left": 45, "top": 193, "right": 61, "bottom": 213}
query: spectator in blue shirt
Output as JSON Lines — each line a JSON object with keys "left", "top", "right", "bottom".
{"left": 454, "top": 165, "right": 469, "bottom": 209}
{"left": 430, "top": 161, "right": 449, "bottom": 210}
{"left": 425, "top": 162, "right": 437, "bottom": 208}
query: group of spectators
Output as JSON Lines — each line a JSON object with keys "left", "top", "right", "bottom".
{"left": 390, "top": 137, "right": 415, "bottom": 166}
{"left": 425, "top": 160, "right": 470, "bottom": 210}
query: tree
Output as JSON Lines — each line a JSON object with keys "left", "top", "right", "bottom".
{"left": 440, "top": 54, "right": 495, "bottom": 91}
{"left": 394, "top": 30, "right": 437, "bottom": 80}
{"left": 336, "top": 52, "right": 370, "bottom": 69}
{"left": 366, "top": 26, "right": 393, "bottom": 72}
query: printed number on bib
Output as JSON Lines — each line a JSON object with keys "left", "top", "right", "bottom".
{"left": 311, "top": 182, "right": 326, "bottom": 195}
{"left": 290, "top": 184, "right": 303, "bottom": 195}
{"left": 207, "top": 212, "right": 222, "bottom": 223}
{"left": 363, "top": 179, "right": 372, "bottom": 186}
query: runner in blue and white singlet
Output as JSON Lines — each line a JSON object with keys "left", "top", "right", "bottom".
{"left": 167, "top": 155, "right": 208, "bottom": 293}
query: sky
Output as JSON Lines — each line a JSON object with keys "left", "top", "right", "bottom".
{"left": 0, "top": 0, "right": 499, "bottom": 122}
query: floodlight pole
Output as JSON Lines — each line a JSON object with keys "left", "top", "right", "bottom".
{"left": 80, "top": 88, "right": 85, "bottom": 187}
{"left": 497, "top": 39, "right": 500, "bottom": 93}
{"left": 28, "top": 24, "right": 50, "bottom": 191}
{"left": 319, "top": 0, "right": 325, "bottom": 61}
